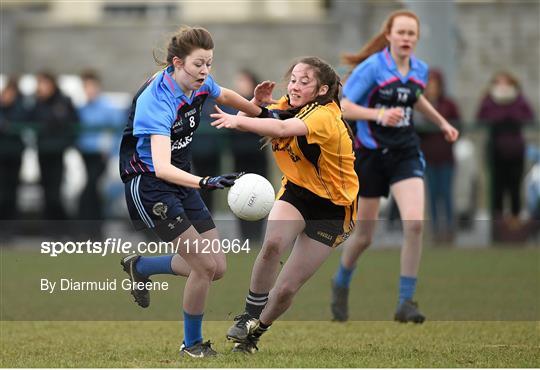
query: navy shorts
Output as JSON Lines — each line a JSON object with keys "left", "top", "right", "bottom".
{"left": 355, "top": 146, "right": 425, "bottom": 198}
{"left": 125, "top": 174, "right": 215, "bottom": 242}
{"left": 277, "top": 180, "right": 356, "bottom": 248}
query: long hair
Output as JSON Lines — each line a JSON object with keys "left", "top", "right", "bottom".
{"left": 261, "top": 57, "right": 353, "bottom": 148}
{"left": 153, "top": 25, "right": 214, "bottom": 66}
{"left": 284, "top": 56, "right": 342, "bottom": 111}
{"left": 342, "top": 10, "right": 420, "bottom": 68}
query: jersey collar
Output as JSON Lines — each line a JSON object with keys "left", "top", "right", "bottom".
{"left": 382, "top": 47, "right": 419, "bottom": 73}
{"left": 162, "top": 65, "right": 185, "bottom": 99}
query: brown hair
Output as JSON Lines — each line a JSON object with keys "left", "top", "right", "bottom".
{"left": 490, "top": 70, "right": 521, "bottom": 91}
{"left": 286, "top": 57, "right": 354, "bottom": 140}
{"left": 342, "top": 10, "right": 420, "bottom": 67}
{"left": 286, "top": 56, "right": 342, "bottom": 109}
{"left": 80, "top": 69, "right": 101, "bottom": 84}
{"left": 154, "top": 26, "right": 214, "bottom": 66}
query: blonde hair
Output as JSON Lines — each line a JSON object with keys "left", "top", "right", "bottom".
{"left": 342, "top": 10, "right": 420, "bottom": 67}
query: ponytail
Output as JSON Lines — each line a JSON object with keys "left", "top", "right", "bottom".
{"left": 342, "top": 33, "right": 388, "bottom": 67}
{"left": 342, "top": 9, "right": 420, "bottom": 68}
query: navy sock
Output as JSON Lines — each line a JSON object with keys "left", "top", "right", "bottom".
{"left": 333, "top": 263, "right": 355, "bottom": 288}
{"left": 398, "top": 276, "right": 417, "bottom": 305}
{"left": 183, "top": 311, "right": 203, "bottom": 347}
{"left": 135, "top": 255, "right": 174, "bottom": 277}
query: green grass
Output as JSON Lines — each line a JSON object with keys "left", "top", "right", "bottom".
{"left": 1, "top": 321, "right": 538, "bottom": 367}
{"left": 1, "top": 247, "right": 539, "bottom": 367}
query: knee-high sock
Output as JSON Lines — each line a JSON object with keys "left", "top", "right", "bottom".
{"left": 135, "top": 255, "right": 174, "bottom": 277}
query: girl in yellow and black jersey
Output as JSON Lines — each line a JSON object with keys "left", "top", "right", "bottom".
{"left": 269, "top": 94, "right": 358, "bottom": 207}
{"left": 210, "top": 56, "right": 359, "bottom": 352}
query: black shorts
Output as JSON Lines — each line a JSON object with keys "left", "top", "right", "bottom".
{"left": 277, "top": 181, "right": 356, "bottom": 248}
{"left": 355, "top": 146, "right": 425, "bottom": 198}
{"left": 124, "top": 174, "right": 215, "bottom": 242}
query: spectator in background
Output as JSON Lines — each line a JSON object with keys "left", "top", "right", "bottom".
{"left": 77, "top": 69, "right": 125, "bottom": 238}
{"left": 476, "top": 71, "right": 535, "bottom": 227}
{"left": 29, "top": 71, "right": 78, "bottom": 223}
{"left": 417, "top": 69, "right": 461, "bottom": 242}
{"left": 0, "top": 77, "right": 29, "bottom": 229}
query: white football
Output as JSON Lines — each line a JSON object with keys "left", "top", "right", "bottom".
{"left": 227, "top": 173, "right": 275, "bottom": 221}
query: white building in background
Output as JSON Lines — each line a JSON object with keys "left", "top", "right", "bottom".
{"left": 4, "top": 1, "right": 326, "bottom": 24}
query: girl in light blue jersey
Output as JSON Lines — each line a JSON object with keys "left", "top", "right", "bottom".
{"left": 119, "top": 26, "right": 266, "bottom": 358}
{"left": 331, "top": 10, "right": 459, "bottom": 324}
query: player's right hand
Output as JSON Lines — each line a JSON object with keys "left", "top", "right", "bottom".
{"left": 381, "top": 107, "right": 404, "bottom": 127}
{"left": 211, "top": 106, "right": 240, "bottom": 129}
{"left": 199, "top": 173, "right": 243, "bottom": 190}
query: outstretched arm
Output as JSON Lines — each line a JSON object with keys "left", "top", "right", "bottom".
{"left": 415, "top": 95, "right": 459, "bottom": 142}
{"left": 210, "top": 106, "right": 307, "bottom": 137}
{"left": 215, "top": 87, "right": 262, "bottom": 117}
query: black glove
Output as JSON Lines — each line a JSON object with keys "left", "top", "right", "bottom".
{"left": 199, "top": 172, "right": 244, "bottom": 190}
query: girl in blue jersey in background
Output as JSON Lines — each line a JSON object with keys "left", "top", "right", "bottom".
{"left": 330, "top": 10, "right": 459, "bottom": 323}
{"left": 118, "top": 26, "right": 265, "bottom": 357}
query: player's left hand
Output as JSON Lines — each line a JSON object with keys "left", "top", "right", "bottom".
{"left": 254, "top": 80, "right": 278, "bottom": 106}
{"left": 441, "top": 122, "right": 459, "bottom": 142}
{"left": 210, "top": 106, "right": 239, "bottom": 129}
{"left": 199, "top": 172, "right": 244, "bottom": 190}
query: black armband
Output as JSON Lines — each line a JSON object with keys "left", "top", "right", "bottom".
{"left": 257, "top": 106, "right": 270, "bottom": 118}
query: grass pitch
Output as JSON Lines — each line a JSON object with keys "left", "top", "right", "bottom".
{"left": 1, "top": 321, "right": 538, "bottom": 367}
{"left": 1, "top": 246, "right": 539, "bottom": 367}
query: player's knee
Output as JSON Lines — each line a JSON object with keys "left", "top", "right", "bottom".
{"left": 350, "top": 232, "right": 372, "bottom": 251}
{"left": 404, "top": 220, "right": 423, "bottom": 236}
{"left": 261, "top": 236, "right": 284, "bottom": 261}
{"left": 359, "top": 234, "right": 373, "bottom": 250}
{"left": 212, "top": 260, "right": 226, "bottom": 281}
{"left": 193, "top": 257, "right": 217, "bottom": 280}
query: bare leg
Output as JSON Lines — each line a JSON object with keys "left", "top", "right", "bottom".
{"left": 249, "top": 201, "right": 305, "bottom": 294}
{"left": 171, "top": 228, "right": 226, "bottom": 281}
{"left": 339, "top": 197, "right": 380, "bottom": 269}
{"left": 225, "top": 200, "right": 306, "bottom": 343}
{"left": 391, "top": 178, "right": 425, "bottom": 277}
{"left": 171, "top": 254, "right": 191, "bottom": 277}
{"left": 173, "top": 226, "right": 218, "bottom": 314}
{"left": 389, "top": 177, "right": 427, "bottom": 322}
{"left": 260, "top": 233, "right": 332, "bottom": 324}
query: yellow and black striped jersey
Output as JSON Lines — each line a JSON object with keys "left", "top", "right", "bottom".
{"left": 268, "top": 96, "right": 359, "bottom": 206}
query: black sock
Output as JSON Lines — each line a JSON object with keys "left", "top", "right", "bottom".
{"left": 245, "top": 290, "right": 268, "bottom": 318}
